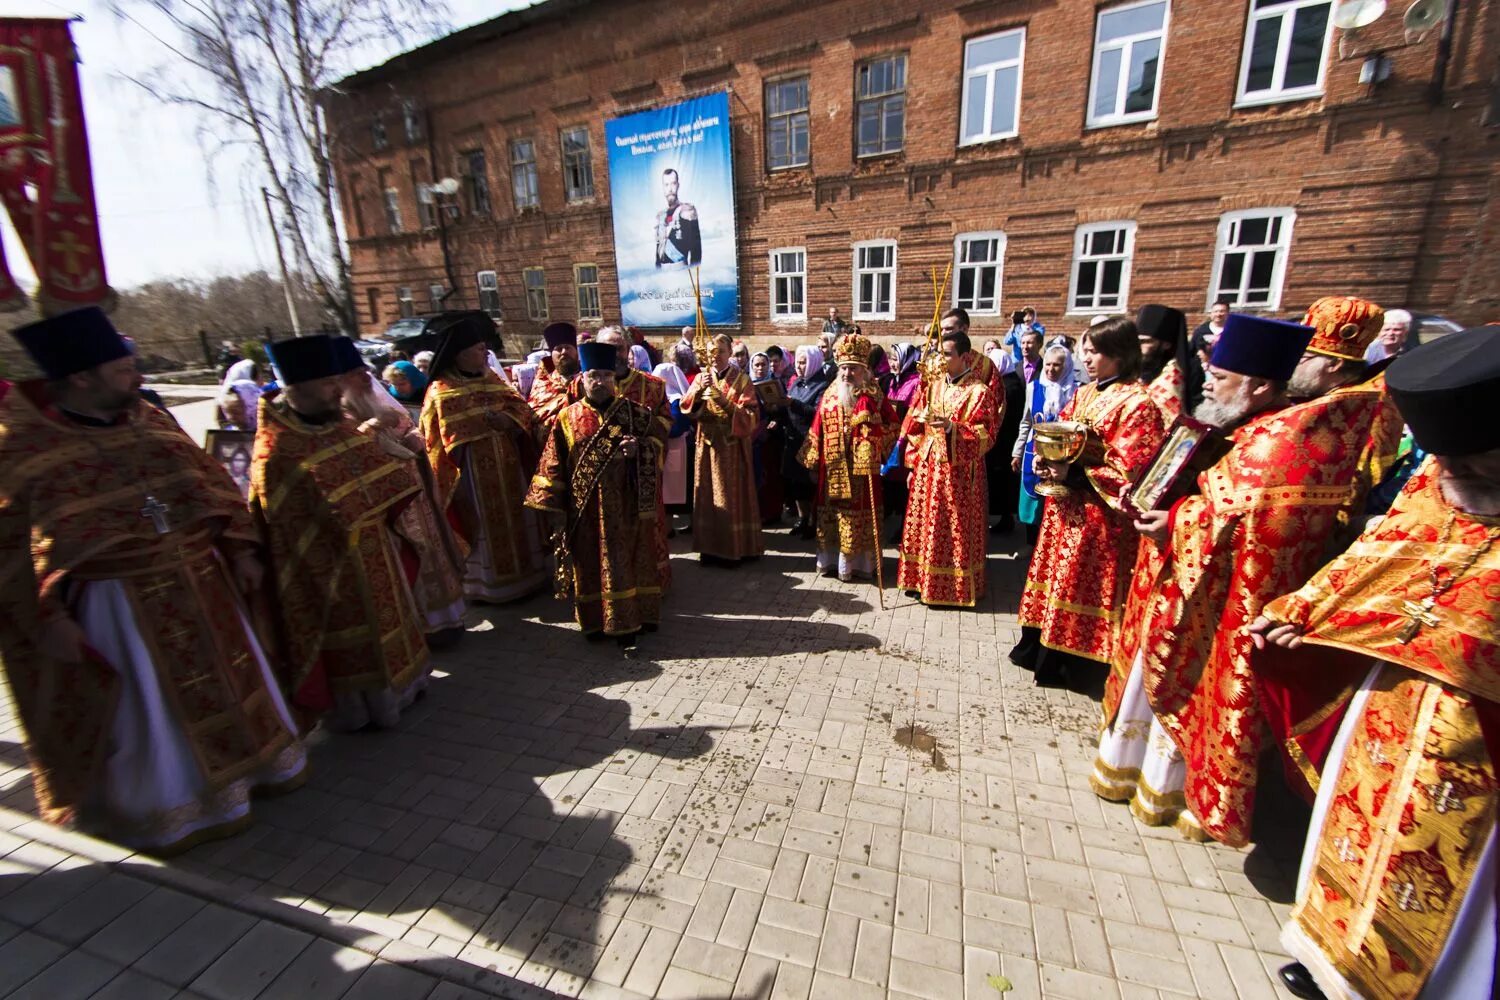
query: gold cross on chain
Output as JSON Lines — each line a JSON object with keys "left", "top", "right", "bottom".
{"left": 1397, "top": 598, "right": 1441, "bottom": 644}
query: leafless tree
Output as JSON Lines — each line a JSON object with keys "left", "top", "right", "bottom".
{"left": 110, "top": 0, "right": 447, "bottom": 333}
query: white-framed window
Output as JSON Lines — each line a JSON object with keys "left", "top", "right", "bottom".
{"left": 1210, "top": 209, "right": 1295, "bottom": 310}
{"left": 1087, "top": 0, "right": 1169, "bottom": 127}
{"left": 952, "top": 232, "right": 1005, "bottom": 315}
{"left": 523, "top": 266, "right": 549, "bottom": 320}
{"left": 770, "top": 247, "right": 807, "bottom": 321}
{"left": 1068, "top": 222, "right": 1136, "bottom": 313}
{"left": 574, "top": 264, "right": 602, "bottom": 321}
{"left": 402, "top": 100, "right": 423, "bottom": 143}
{"left": 511, "top": 139, "right": 540, "bottom": 211}
{"left": 476, "top": 270, "right": 501, "bottom": 319}
{"left": 397, "top": 286, "right": 414, "bottom": 318}
{"left": 561, "top": 127, "right": 594, "bottom": 202}
{"left": 852, "top": 241, "right": 897, "bottom": 320}
{"left": 959, "top": 28, "right": 1025, "bottom": 145}
{"left": 1236, "top": 0, "right": 1334, "bottom": 107}
{"left": 427, "top": 283, "right": 445, "bottom": 312}
{"left": 856, "top": 54, "right": 906, "bottom": 157}
{"left": 382, "top": 182, "right": 402, "bottom": 234}
{"left": 766, "top": 76, "right": 811, "bottom": 170}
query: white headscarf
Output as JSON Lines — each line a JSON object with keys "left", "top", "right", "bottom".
{"left": 1037, "top": 345, "right": 1079, "bottom": 420}
{"left": 219, "top": 358, "right": 263, "bottom": 432}
{"left": 794, "top": 345, "right": 825, "bottom": 378}
{"left": 652, "top": 361, "right": 690, "bottom": 402}
{"left": 630, "top": 344, "right": 653, "bottom": 372}
{"left": 986, "top": 347, "right": 1016, "bottom": 377}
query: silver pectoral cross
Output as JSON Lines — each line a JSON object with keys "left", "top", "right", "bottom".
{"left": 140, "top": 495, "right": 173, "bottom": 535}
{"left": 1397, "top": 598, "right": 1440, "bottom": 644}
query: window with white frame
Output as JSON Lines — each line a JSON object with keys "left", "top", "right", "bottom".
{"left": 574, "top": 264, "right": 602, "bottom": 321}
{"left": 770, "top": 248, "right": 806, "bottom": 321}
{"left": 853, "top": 241, "right": 897, "bottom": 320}
{"left": 402, "top": 101, "right": 423, "bottom": 143}
{"left": 382, "top": 185, "right": 403, "bottom": 234}
{"left": 428, "top": 283, "right": 445, "bottom": 312}
{"left": 1210, "top": 209, "right": 1295, "bottom": 309}
{"left": 562, "top": 127, "right": 594, "bottom": 202}
{"left": 856, "top": 55, "right": 906, "bottom": 157}
{"left": 397, "top": 286, "right": 414, "bottom": 318}
{"left": 523, "top": 267, "right": 549, "bottom": 320}
{"left": 511, "top": 139, "right": 540, "bottom": 211}
{"left": 766, "top": 76, "right": 810, "bottom": 170}
{"left": 960, "top": 28, "right": 1025, "bottom": 145}
{"left": 953, "top": 233, "right": 1005, "bottom": 315}
{"left": 1088, "top": 1, "right": 1168, "bottom": 126}
{"left": 1069, "top": 222, "right": 1136, "bottom": 313}
{"left": 1237, "top": 0, "right": 1333, "bottom": 106}
{"left": 476, "top": 270, "right": 501, "bottom": 319}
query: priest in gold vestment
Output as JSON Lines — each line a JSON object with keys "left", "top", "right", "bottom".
{"left": 0, "top": 309, "right": 304, "bottom": 853}
{"left": 680, "top": 333, "right": 763, "bottom": 564}
{"left": 1251, "top": 326, "right": 1500, "bottom": 1000}
{"left": 421, "top": 314, "right": 549, "bottom": 602}
{"left": 255, "top": 335, "right": 431, "bottom": 731}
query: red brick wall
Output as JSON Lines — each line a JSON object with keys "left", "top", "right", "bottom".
{"left": 328, "top": 0, "right": 1500, "bottom": 354}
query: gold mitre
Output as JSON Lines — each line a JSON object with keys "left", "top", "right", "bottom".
{"left": 834, "top": 331, "right": 872, "bottom": 367}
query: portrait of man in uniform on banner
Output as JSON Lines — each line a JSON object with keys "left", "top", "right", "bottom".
{"left": 654, "top": 167, "right": 701, "bottom": 268}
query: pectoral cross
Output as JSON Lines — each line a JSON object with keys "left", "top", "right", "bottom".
{"left": 1427, "top": 781, "right": 1464, "bottom": 815}
{"left": 141, "top": 495, "right": 172, "bottom": 535}
{"left": 1394, "top": 881, "right": 1422, "bottom": 912}
{"left": 1397, "top": 598, "right": 1440, "bottom": 644}
{"left": 1333, "top": 836, "right": 1360, "bottom": 864}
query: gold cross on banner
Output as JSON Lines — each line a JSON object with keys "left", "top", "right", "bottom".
{"left": 49, "top": 230, "right": 90, "bottom": 275}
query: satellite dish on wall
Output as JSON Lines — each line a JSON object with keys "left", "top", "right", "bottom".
{"left": 1403, "top": 0, "right": 1447, "bottom": 40}
{"left": 1333, "top": 0, "right": 1387, "bottom": 29}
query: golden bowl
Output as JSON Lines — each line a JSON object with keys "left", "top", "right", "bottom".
{"left": 1032, "top": 420, "right": 1089, "bottom": 498}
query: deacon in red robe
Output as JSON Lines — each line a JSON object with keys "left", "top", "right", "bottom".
{"left": 801, "top": 332, "right": 899, "bottom": 583}
{"left": 1250, "top": 326, "right": 1500, "bottom": 1000}
{"left": 0, "top": 309, "right": 304, "bottom": 853}
{"left": 526, "top": 342, "right": 667, "bottom": 644}
{"left": 254, "top": 335, "right": 431, "bottom": 732}
{"left": 1012, "top": 317, "right": 1165, "bottom": 686}
{"left": 680, "top": 333, "right": 763, "bottom": 564}
{"left": 421, "top": 314, "right": 549, "bottom": 602}
{"left": 896, "top": 328, "right": 998, "bottom": 607}
{"left": 527, "top": 321, "right": 580, "bottom": 427}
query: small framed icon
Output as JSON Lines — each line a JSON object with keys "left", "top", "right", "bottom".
{"left": 1130, "top": 415, "right": 1227, "bottom": 515}
{"left": 205, "top": 429, "right": 255, "bottom": 498}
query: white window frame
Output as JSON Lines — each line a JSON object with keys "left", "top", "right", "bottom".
{"left": 1086, "top": 0, "right": 1170, "bottom": 128}
{"left": 561, "top": 126, "right": 595, "bottom": 203}
{"left": 382, "top": 186, "right": 403, "bottom": 234}
{"left": 574, "top": 263, "right": 602, "bottom": 322}
{"left": 765, "top": 76, "right": 811, "bottom": 170}
{"left": 523, "top": 266, "right": 549, "bottom": 321}
{"left": 397, "top": 285, "right": 414, "bottom": 318}
{"left": 1234, "top": 0, "right": 1334, "bottom": 108}
{"left": 769, "top": 247, "right": 807, "bottom": 322}
{"left": 476, "top": 270, "right": 502, "bottom": 320}
{"left": 427, "top": 283, "right": 445, "bottom": 312}
{"left": 1209, "top": 208, "right": 1296, "bottom": 311}
{"left": 951, "top": 232, "right": 1006, "bottom": 316}
{"left": 852, "top": 240, "right": 897, "bottom": 321}
{"left": 959, "top": 27, "right": 1026, "bottom": 146}
{"left": 1067, "top": 222, "right": 1137, "bottom": 314}
{"left": 511, "top": 139, "right": 540, "bottom": 211}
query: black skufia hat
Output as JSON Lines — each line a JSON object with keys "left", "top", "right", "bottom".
{"left": 427, "top": 312, "right": 499, "bottom": 377}
{"left": 11, "top": 306, "right": 130, "bottom": 379}
{"left": 1385, "top": 326, "right": 1500, "bottom": 457}
{"left": 267, "top": 335, "right": 341, "bottom": 385}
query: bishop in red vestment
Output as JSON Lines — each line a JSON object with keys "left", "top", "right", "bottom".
{"left": 680, "top": 333, "right": 763, "bottom": 563}
{"left": 0, "top": 310, "right": 304, "bottom": 853}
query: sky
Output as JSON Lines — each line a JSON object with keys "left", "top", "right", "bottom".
{"left": 0, "top": 0, "right": 531, "bottom": 290}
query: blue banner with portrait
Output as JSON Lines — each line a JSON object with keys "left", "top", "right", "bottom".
{"left": 605, "top": 92, "right": 740, "bottom": 327}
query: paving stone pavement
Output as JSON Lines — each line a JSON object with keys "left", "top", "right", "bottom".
{"left": 0, "top": 522, "right": 1307, "bottom": 999}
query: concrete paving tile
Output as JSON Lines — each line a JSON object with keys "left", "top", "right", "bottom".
{"left": 339, "top": 959, "right": 439, "bottom": 1000}
{"left": 189, "top": 920, "right": 313, "bottom": 1000}
{"left": 258, "top": 937, "right": 376, "bottom": 999}
{"left": 133, "top": 905, "right": 258, "bottom": 988}
{"left": 88, "top": 968, "right": 180, "bottom": 1000}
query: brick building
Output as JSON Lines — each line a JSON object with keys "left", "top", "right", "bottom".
{"left": 326, "top": 0, "right": 1500, "bottom": 352}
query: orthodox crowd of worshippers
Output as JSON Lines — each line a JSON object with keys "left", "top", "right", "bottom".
{"left": 1, "top": 285, "right": 1496, "bottom": 1000}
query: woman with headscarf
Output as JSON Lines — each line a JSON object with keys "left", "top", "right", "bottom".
{"left": 1012, "top": 344, "right": 1080, "bottom": 546}
{"left": 629, "top": 344, "right": 654, "bottom": 373}
{"left": 383, "top": 360, "right": 429, "bottom": 405}
{"left": 217, "top": 359, "right": 264, "bottom": 433}
{"left": 750, "top": 352, "right": 788, "bottom": 526}
{"left": 784, "top": 345, "right": 832, "bottom": 538}
{"left": 868, "top": 344, "right": 894, "bottom": 396}
{"left": 886, "top": 343, "right": 923, "bottom": 420}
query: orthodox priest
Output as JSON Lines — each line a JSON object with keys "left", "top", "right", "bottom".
{"left": 801, "top": 332, "right": 899, "bottom": 582}
{"left": 254, "top": 335, "right": 431, "bottom": 731}
{"left": 1251, "top": 327, "right": 1500, "bottom": 1000}
{"left": 896, "top": 328, "right": 997, "bottom": 607}
{"left": 0, "top": 308, "right": 305, "bottom": 852}
{"left": 1136, "top": 304, "right": 1190, "bottom": 423}
{"left": 679, "top": 333, "right": 763, "bottom": 564}
{"left": 1012, "top": 317, "right": 1166, "bottom": 686}
{"left": 526, "top": 342, "right": 665, "bottom": 644}
{"left": 422, "top": 313, "right": 549, "bottom": 602}
{"left": 527, "top": 321, "right": 580, "bottom": 426}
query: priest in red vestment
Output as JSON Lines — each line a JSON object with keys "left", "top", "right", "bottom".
{"left": 1012, "top": 316, "right": 1166, "bottom": 686}
{"left": 421, "top": 314, "right": 549, "bottom": 602}
{"left": 254, "top": 335, "right": 431, "bottom": 732}
{"left": 896, "top": 328, "right": 998, "bottom": 607}
{"left": 0, "top": 309, "right": 305, "bottom": 853}
{"left": 680, "top": 333, "right": 763, "bottom": 564}
{"left": 801, "top": 332, "right": 899, "bottom": 583}
{"left": 1250, "top": 326, "right": 1500, "bottom": 1000}
{"left": 526, "top": 342, "right": 667, "bottom": 645}
{"left": 527, "top": 321, "right": 580, "bottom": 427}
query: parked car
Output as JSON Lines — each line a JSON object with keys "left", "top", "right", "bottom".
{"left": 1410, "top": 313, "right": 1463, "bottom": 342}
{"left": 354, "top": 315, "right": 433, "bottom": 369}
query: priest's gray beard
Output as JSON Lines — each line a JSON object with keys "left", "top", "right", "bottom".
{"left": 1439, "top": 471, "right": 1500, "bottom": 518}
{"left": 836, "top": 382, "right": 857, "bottom": 413}
{"left": 1193, "top": 381, "right": 1256, "bottom": 431}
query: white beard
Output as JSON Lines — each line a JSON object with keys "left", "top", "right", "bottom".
{"left": 1193, "top": 382, "right": 1257, "bottom": 430}
{"left": 836, "top": 382, "right": 856, "bottom": 413}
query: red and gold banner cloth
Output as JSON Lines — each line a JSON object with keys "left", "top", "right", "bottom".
{"left": 802, "top": 389, "right": 898, "bottom": 558}
{"left": 1258, "top": 463, "right": 1500, "bottom": 1000}
{"left": 525, "top": 396, "right": 666, "bottom": 635}
{"left": 1139, "top": 386, "right": 1394, "bottom": 846}
{"left": 0, "top": 19, "right": 112, "bottom": 313}
{"left": 251, "top": 399, "right": 427, "bottom": 708}
{"left": 0, "top": 384, "right": 289, "bottom": 824}
{"left": 681, "top": 367, "right": 763, "bottom": 560}
{"left": 1020, "top": 380, "right": 1165, "bottom": 663}
{"left": 1145, "top": 360, "right": 1185, "bottom": 424}
{"left": 527, "top": 360, "right": 573, "bottom": 426}
{"left": 421, "top": 370, "right": 546, "bottom": 587}
{"left": 896, "top": 378, "right": 996, "bottom": 607}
